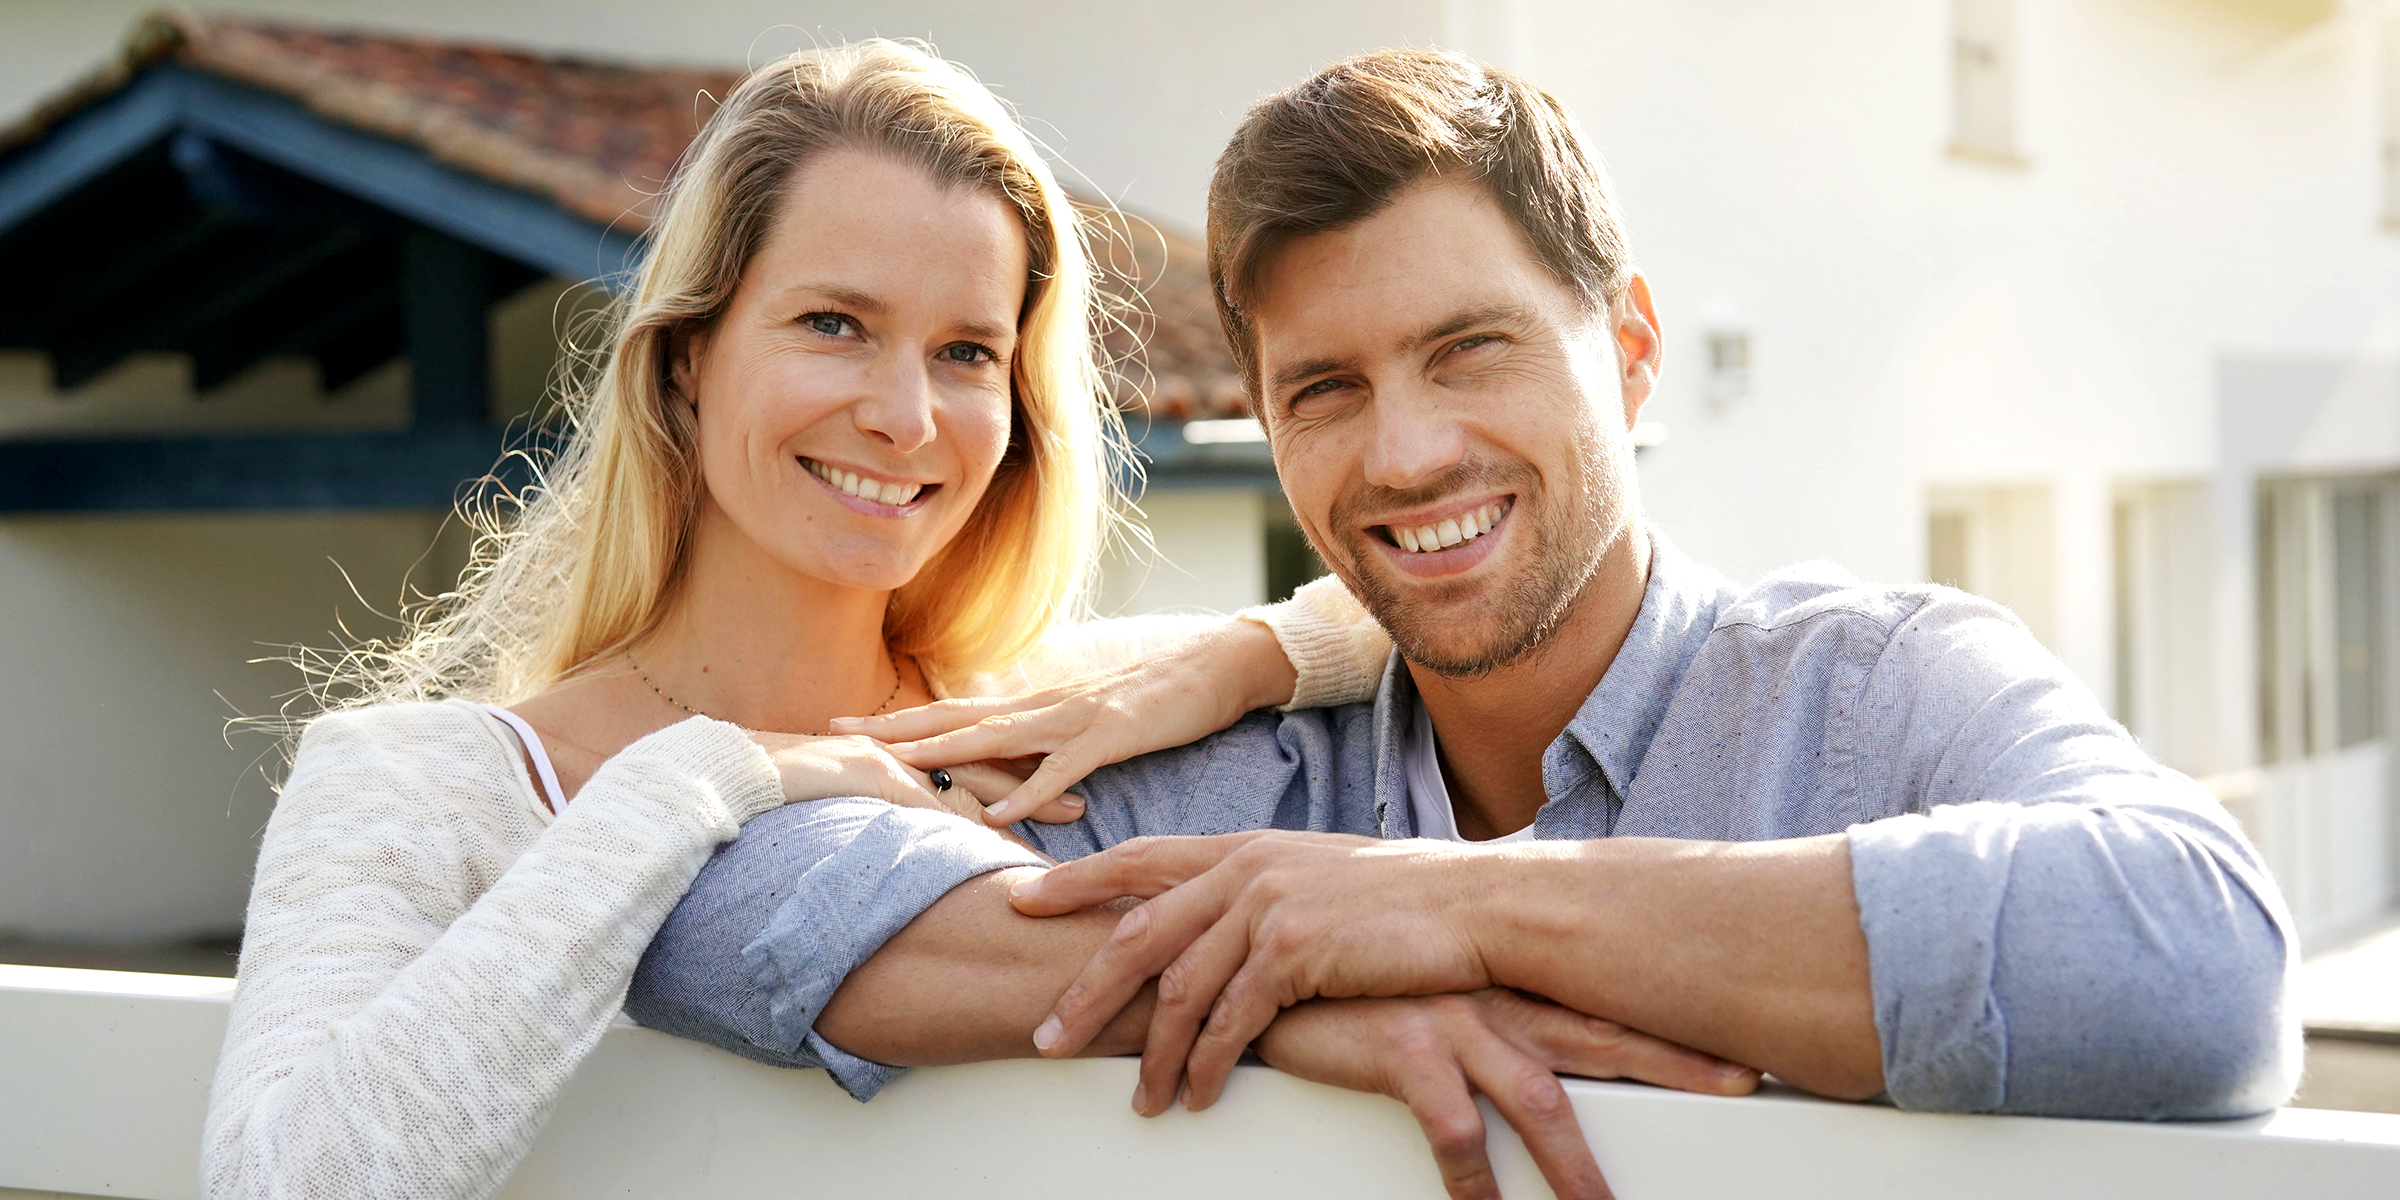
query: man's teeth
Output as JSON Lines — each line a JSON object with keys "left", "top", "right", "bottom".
{"left": 805, "top": 459, "right": 923, "bottom": 505}
{"left": 1389, "top": 501, "right": 1507, "bottom": 553}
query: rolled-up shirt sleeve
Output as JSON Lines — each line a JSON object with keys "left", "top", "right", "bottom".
{"left": 1845, "top": 596, "right": 2298, "bottom": 1118}
{"left": 625, "top": 798, "right": 1043, "bottom": 1100}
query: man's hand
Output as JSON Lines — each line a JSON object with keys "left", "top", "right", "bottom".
{"left": 1009, "top": 830, "right": 1501, "bottom": 1111}
{"left": 1253, "top": 991, "right": 1759, "bottom": 1200}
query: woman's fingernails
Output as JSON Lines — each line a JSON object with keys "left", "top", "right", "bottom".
{"left": 1060, "top": 795, "right": 1085, "bottom": 808}
{"left": 1010, "top": 876, "right": 1040, "bottom": 899}
{"left": 827, "top": 716, "right": 863, "bottom": 728}
{"left": 1033, "top": 1016, "right": 1062, "bottom": 1052}
{"left": 1131, "top": 1084, "right": 1148, "bottom": 1113}
{"left": 986, "top": 804, "right": 1013, "bottom": 823}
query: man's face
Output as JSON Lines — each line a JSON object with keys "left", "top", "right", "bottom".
{"left": 1250, "top": 177, "right": 1660, "bottom": 676}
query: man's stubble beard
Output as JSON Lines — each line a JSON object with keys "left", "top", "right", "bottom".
{"left": 1328, "top": 442, "right": 1628, "bottom": 680}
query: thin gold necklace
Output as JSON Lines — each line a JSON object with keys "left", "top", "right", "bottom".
{"left": 626, "top": 646, "right": 904, "bottom": 732}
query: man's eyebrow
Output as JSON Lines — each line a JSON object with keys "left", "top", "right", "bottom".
{"left": 1402, "top": 304, "right": 1533, "bottom": 354}
{"left": 1268, "top": 356, "right": 1352, "bottom": 392}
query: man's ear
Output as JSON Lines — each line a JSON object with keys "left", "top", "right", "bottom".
{"left": 668, "top": 325, "right": 708, "bottom": 410}
{"left": 1613, "top": 272, "right": 1663, "bottom": 428}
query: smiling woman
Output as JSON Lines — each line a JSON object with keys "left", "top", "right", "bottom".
{"left": 198, "top": 39, "right": 1391, "bottom": 1200}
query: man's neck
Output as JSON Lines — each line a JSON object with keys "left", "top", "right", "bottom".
{"left": 1410, "top": 526, "right": 1651, "bottom": 841}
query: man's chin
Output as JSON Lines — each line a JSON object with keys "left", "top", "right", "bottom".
{"left": 1350, "top": 578, "right": 1540, "bottom": 679}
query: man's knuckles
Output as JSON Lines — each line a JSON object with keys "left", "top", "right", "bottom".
{"left": 1504, "top": 1064, "right": 1573, "bottom": 1122}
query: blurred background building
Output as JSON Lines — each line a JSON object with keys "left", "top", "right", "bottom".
{"left": 0, "top": 0, "right": 2395, "bottom": 1043}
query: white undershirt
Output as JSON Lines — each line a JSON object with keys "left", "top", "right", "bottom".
{"left": 1404, "top": 699, "right": 1538, "bottom": 843}
{"left": 481, "top": 703, "right": 568, "bottom": 815}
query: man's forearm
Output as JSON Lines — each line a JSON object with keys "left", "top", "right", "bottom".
{"left": 1470, "top": 833, "right": 1882, "bottom": 1099}
{"left": 816, "top": 867, "right": 1156, "bottom": 1065}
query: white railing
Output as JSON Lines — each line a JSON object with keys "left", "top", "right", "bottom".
{"left": 5, "top": 963, "right": 2400, "bottom": 1200}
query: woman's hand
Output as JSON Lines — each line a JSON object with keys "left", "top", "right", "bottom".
{"left": 829, "top": 618, "right": 1297, "bottom": 825}
{"left": 748, "top": 731, "right": 991, "bottom": 824}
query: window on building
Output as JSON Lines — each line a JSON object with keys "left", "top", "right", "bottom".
{"left": 2382, "top": 12, "right": 2400, "bottom": 228}
{"left": 1264, "top": 500, "right": 1328, "bottom": 605}
{"left": 1951, "top": 0, "right": 2020, "bottom": 161}
{"left": 1927, "top": 483, "right": 2055, "bottom": 646}
{"left": 2258, "top": 476, "right": 2392, "bottom": 762}
{"left": 2112, "top": 482, "right": 2213, "bottom": 773}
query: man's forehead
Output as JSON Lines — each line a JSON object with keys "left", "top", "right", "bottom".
{"left": 1248, "top": 180, "right": 1561, "bottom": 369}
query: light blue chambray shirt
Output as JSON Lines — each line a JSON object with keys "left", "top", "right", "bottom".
{"left": 627, "top": 530, "right": 2299, "bottom": 1119}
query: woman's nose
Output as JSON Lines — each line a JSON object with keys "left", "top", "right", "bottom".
{"left": 854, "top": 354, "right": 938, "bottom": 452}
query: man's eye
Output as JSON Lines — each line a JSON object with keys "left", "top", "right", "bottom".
{"left": 803, "top": 313, "right": 855, "bottom": 337}
{"left": 940, "top": 342, "right": 997, "bottom": 364}
{"left": 1450, "top": 335, "right": 1499, "bottom": 356}
{"left": 1293, "top": 378, "right": 1345, "bottom": 403}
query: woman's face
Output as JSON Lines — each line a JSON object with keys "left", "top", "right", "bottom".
{"left": 678, "top": 148, "right": 1027, "bottom": 593}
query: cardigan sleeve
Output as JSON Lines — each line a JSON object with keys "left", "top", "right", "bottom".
{"left": 201, "top": 707, "right": 782, "bottom": 1200}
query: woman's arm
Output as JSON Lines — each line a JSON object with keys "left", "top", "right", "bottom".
{"left": 847, "top": 574, "right": 1392, "bottom": 823}
{"left": 202, "top": 706, "right": 782, "bottom": 1200}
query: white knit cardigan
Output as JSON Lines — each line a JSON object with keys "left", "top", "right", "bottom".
{"left": 201, "top": 578, "right": 1387, "bottom": 1200}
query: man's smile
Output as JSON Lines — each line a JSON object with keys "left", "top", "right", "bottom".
{"left": 1374, "top": 496, "right": 1513, "bottom": 554}
{"left": 1361, "top": 493, "right": 1515, "bottom": 577}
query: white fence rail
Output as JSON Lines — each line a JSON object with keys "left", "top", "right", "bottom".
{"left": 5, "top": 964, "right": 2400, "bottom": 1200}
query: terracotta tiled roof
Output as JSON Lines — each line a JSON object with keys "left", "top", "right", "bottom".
{"left": 4, "top": 10, "right": 1247, "bottom": 419}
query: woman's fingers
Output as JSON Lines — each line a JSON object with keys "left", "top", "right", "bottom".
{"left": 983, "top": 748, "right": 1102, "bottom": 825}
{"left": 831, "top": 695, "right": 1050, "bottom": 745}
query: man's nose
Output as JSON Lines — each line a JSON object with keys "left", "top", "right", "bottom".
{"left": 854, "top": 352, "right": 938, "bottom": 452}
{"left": 1361, "top": 386, "right": 1467, "bottom": 491}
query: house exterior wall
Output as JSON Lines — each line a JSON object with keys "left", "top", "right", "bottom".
{"left": 4, "top": 0, "right": 2397, "bottom": 940}
{"left": 0, "top": 511, "right": 461, "bottom": 941}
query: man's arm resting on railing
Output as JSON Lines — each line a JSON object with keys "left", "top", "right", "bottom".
{"left": 1013, "top": 601, "right": 2300, "bottom": 1121}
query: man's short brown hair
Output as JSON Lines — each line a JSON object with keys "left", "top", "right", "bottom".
{"left": 1206, "top": 48, "right": 1632, "bottom": 391}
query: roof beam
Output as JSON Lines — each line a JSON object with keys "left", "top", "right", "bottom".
{"left": 44, "top": 223, "right": 378, "bottom": 391}
{"left": 0, "top": 425, "right": 552, "bottom": 511}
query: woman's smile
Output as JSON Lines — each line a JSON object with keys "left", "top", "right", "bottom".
{"left": 799, "top": 455, "right": 937, "bottom": 512}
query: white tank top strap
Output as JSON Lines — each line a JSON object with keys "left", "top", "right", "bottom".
{"left": 480, "top": 703, "right": 569, "bottom": 815}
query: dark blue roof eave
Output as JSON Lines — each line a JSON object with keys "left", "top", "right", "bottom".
{"left": 0, "top": 65, "right": 642, "bottom": 287}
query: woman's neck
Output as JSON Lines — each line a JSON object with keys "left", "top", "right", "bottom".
{"left": 633, "top": 503, "right": 909, "bottom": 734}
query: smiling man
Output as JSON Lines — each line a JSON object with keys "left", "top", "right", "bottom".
{"left": 626, "top": 49, "right": 2297, "bottom": 1200}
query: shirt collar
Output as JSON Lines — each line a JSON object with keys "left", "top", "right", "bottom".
{"left": 1368, "top": 525, "right": 1738, "bottom": 829}
{"left": 1558, "top": 526, "right": 1739, "bottom": 799}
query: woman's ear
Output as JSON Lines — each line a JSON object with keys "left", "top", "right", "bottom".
{"left": 668, "top": 325, "right": 708, "bottom": 410}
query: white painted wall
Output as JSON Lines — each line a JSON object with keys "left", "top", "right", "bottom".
{"left": 1095, "top": 489, "right": 1268, "bottom": 616}
{"left": 0, "top": 512, "right": 460, "bottom": 941}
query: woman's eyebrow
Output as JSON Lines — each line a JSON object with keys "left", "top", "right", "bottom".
{"left": 783, "top": 282, "right": 887, "bottom": 313}
{"left": 953, "top": 316, "right": 1014, "bottom": 343}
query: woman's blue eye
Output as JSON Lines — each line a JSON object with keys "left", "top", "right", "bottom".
{"left": 805, "top": 313, "right": 851, "bottom": 337}
{"left": 941, "top": 342, "right": 996, "bottom": 364}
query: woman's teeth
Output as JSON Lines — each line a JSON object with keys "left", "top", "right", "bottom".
{"left": 1389, "top": 500, "right": 1508, "bottom": 554}
{"left": 805, "top": 459, "right": 923, "bottom": 506}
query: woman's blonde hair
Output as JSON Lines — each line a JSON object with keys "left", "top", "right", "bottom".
{"left": 319, "top": 39, "right": 1124, "bottom": 709}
